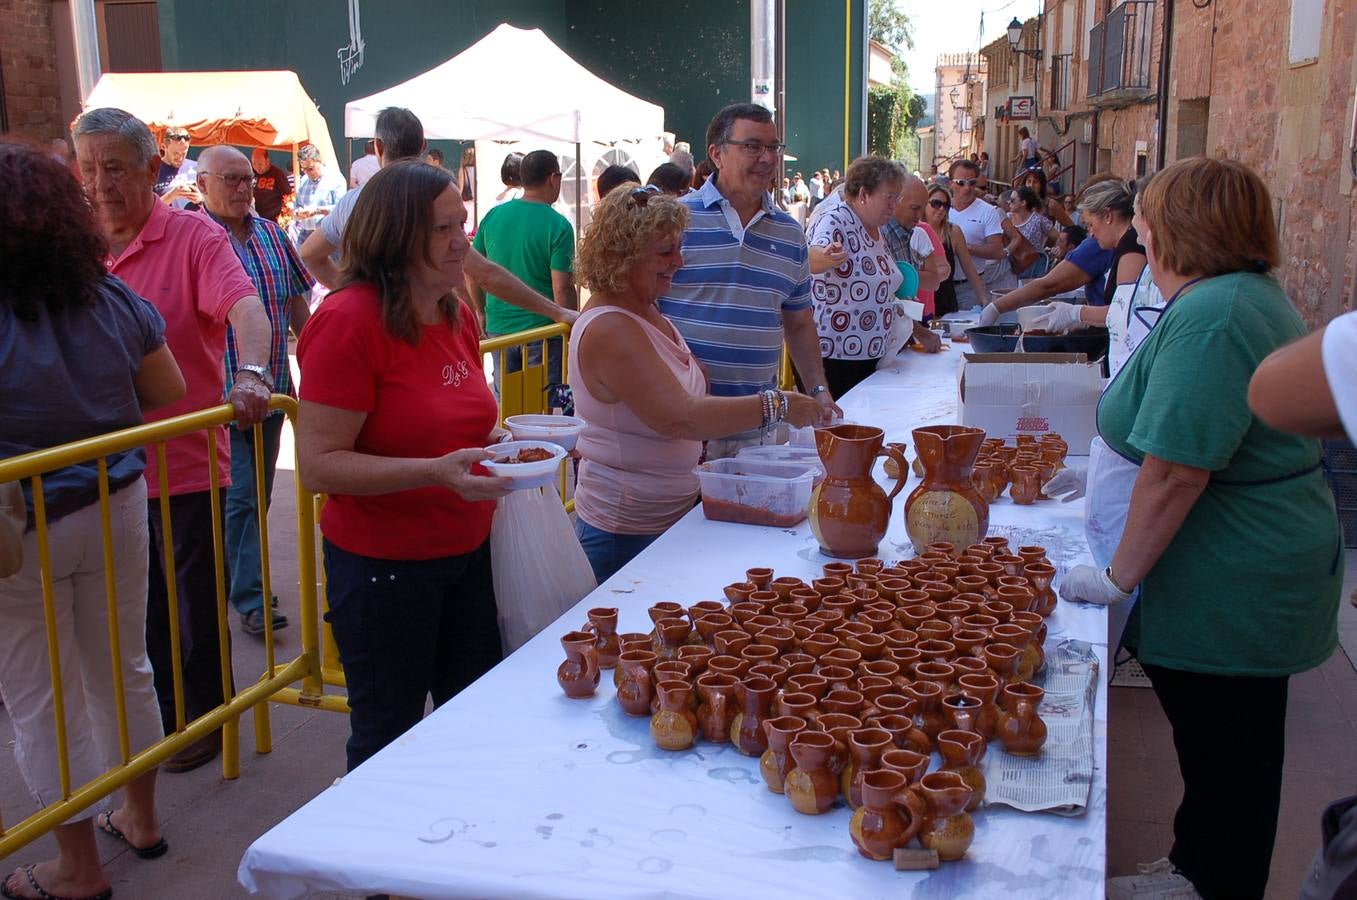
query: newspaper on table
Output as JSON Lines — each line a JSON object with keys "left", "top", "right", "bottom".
{"left": 981, "top": 638, "right": 1098, "bottom": 816}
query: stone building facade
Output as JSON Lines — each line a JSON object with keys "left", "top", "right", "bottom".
{"left": 931, "top": 52, "right": 986, "bottom": 173}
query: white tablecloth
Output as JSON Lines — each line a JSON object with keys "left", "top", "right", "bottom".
{"left": 239, "top": 345, "right": 1108, "bottom": 900}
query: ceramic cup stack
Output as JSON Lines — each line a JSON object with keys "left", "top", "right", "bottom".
{"left": 971, "top": 434, "right": 1068, "bottom": 506}
{"left": 554, "top": 543, "right": 1055, "bottom": 864}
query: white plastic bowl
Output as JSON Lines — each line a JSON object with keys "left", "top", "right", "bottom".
{"left": 481, "top": 440, "right": 567, "bottom": 490}
{"left": 504, "top": 414, "right": 587, "bottom": 451}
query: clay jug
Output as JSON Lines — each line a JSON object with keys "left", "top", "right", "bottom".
{"left": 997, "top": 682, "right": 1048, "bottom": 757}
{"left": 957, "top": 673, "right": 1002, "bottom": 739}
{"left": 759, "top": 714, "right": 808, "bottom": 794}
{"left": 842, "top": 727, "right": 894, "bottom": 810}
{"left": 937, "top": 729, "right": 987, "bottom": 812}
{"left": 1024, "top": 563, "right": 1059, "bottom": 618}
{"left": 1009, "top": 465, "right": 1041, "bottom": 505}
{"left": 810, "top": 425, "right": 908, "bottom": 559}
{"left": 582, "top": 607, "right": 620, "bottom": 669}
{"left": 614, "top": 633, "right": 650, "bottom": 686}
{"left": 557, "top": 631, "right": 601, "bottom": 699}
{"left": 730, "top": 674, "right": 778, "bottom": 756}
{"left": 785, "top": 730, "right": 839, "bottom": 815}
{"left": 942, "top": 693, "right": 985, "bottom": 740}
{"left": 850, "top": 769, "right": 924, "bottom": 861}
{"left": 695, "top": 671, "right": 738, "bottom": 743}
{"left": 901, "top": 680, "right": 946, "bottom": 746}
{"left": 917, "top": 770, "right": 976, "bottom": 861}
{"left": 903, "top": 426, "right": 989, "bottom": 554}
{"left": 616, "top": 649, "right": 657, "bottom": 716}
{"left": 650, "top": 679, "right": 699, "bottom": 750}
{"left": 652, "top": 616, "right": 692, "bottom": 660}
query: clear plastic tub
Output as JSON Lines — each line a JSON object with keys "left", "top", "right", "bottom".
{"left": 734, "top": 445, "right": 826, "bottom": 485}
{"left": 693, "top": 458, "right": 815, "bottom": 527}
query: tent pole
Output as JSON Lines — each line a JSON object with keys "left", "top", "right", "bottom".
{"left": 574, "top": 141, "right": 582, "bottom": 242}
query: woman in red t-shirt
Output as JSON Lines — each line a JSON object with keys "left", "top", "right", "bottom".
{"left": 296, "top": 161, "right": 512, "bottom": 772}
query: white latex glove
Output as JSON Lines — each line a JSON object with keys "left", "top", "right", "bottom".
{"left": 1042, "top": 463, "right": 1087, "bottom": 502}
{"left": 978, "top": 303, "right": 1000, "bottom": 327}
{"left": 1030, "top": 301, "right": 1084, "bottom": 334}
{"left": 1059, "top": 564, "right": 1135, "bottom": 606}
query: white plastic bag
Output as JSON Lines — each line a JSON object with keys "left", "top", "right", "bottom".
{"left": 878, "top": 299, "right": 927, "bottom": 369}
{"left": 490, "top": 486, "right": 597, "bottom": 653}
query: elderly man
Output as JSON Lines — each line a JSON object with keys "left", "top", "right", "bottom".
{"left": 74, "top": 108, "right": 273, "bottom": 772}
{"left": 291, "top": 143, "right": 344, "bottom": 246}
{"left": 657, "top": 102, "right": 837, "bottom": 459}
{"left": 299, "top": 107, "right": 575, "bottom": 328}
{"left": 882, "top": 174, "right": 946, "bottom": 352}
{"left": 196, "top": 146, "right": 314, "bottom": 638}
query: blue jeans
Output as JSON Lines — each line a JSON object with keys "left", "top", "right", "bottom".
{"left": 224, "top": 414, "right": 283, "bottom": 616}
{"left": 322, "top": 539, "right": 501, "bottom": 771}
{"left": 1017, "top": 254, "right": 1052, "bottom": 280}
{"left": 574, "top": 517, "right": 661, "bottom": 584}
{"left": 489, "top": 333, "right": 564, "bottom": 397}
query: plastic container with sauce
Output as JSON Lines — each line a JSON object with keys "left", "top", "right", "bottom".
{"left": 693, "top": 459, "right": 815, "bottom": 527}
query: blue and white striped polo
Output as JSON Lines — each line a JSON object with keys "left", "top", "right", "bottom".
{"left": 658, "top": 176, "right": 812, "bottom": 398}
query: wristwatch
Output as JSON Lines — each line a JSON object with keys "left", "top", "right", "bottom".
{"left": 809, "top": 385, "right": 830, "bottom": 397}
{"left": 235, "top": 364, "right": 274, "bottom": 390}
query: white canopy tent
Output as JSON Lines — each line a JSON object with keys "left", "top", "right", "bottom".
{"left": 344, "top": 24, "right": 667, "bottom": 230}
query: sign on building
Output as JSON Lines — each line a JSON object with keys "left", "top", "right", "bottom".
{"left": 1007, "top": 96, "right": 1035, "bottom": 121}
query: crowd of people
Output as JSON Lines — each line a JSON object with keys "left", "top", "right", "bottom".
{"left": 0, "top": 94, "right": 1348, "bottom": 900}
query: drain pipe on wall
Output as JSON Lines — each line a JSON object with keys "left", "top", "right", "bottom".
{"left": 1155, "top": 0, "right": 1175, "bottom": 171}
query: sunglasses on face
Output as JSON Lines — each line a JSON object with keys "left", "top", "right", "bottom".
{"left": 952, "top": 178, "right": 978, "bottom": 187}
{"left": 929, "top": 198, "right": 950, "bottom": 209}
{"left": 166, "top": 133, "right": 190, "bottom": 142}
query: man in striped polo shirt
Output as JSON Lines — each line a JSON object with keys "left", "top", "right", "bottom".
{"left": 659, "top": 103, "right": 839, "bottom": 458}
{"left": 197, "top": 145, "right": 314, "bottom": 637}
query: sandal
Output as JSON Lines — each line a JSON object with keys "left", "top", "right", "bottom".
{"left": 96, "top": 810, "right": 168, "bottom": 860}
{"left": 1, "top": 865, "right": 112, "bottom": 900}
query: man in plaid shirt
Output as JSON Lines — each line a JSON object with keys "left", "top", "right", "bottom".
{"left": 196, "top": 146, "right": 314, "bottom": 636}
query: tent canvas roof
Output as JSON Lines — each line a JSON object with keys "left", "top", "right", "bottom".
{"left": 82, "top": 70, "right": 338, "bottom": 170}
{"left": 344, "top": 24, "right": 665, "bottom": 143}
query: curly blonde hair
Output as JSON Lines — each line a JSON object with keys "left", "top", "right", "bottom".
{"left": 576, "top": 185, "right": 690, "bottom": 294}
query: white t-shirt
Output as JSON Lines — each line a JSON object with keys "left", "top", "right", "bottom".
{"left": 949, "top": 199, "right": 1004, "bottom": 276}
{"left": 808, "top": 202, "right": 904, "bottom": 361}
{"left": 1322, "top": 310, "right": 1357, "bottom": 442}
{"left": 349, "top": 154, "right": 379, "bottom": 188}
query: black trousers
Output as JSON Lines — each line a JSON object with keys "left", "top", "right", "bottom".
{"left": 323, "top": 539, "right": 503, "bottom": 772}
{"left": 822, "top": 357, "right": 881, "bottom": 400}
{"left": 1142, "top": 662, "right": 1290, "bottom": 900}
{"left": 146, "top": 489, "right": 233, "bottom": 734}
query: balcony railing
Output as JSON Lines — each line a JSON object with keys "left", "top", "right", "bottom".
{"left": 1088, "top": 0, "right": 1155, "bottom": 102}
{"left": 1050, "top": 53, "right": 1073, "bottom": 111}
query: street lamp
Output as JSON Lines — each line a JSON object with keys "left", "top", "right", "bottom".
{"left": 1007, "top": 17, "right": 1043, "bottom": 60}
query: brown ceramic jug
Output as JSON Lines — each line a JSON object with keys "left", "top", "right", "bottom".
{"left": 759, "top": 714, "right": 808, "bottom": 794}
{"left": 1024, "top": 563, "right": 1059, "bottom": 618}
{"left": 842, "top": 727, "right": 894, "bottom": 811}
{"left": 903, "top": 425, "right": 989, "bottom": 554}
{"left": 785, "top": 730, "right": 839, "bottom": 815}
{"left": 557, "top": 631, "right": 600, "bottom": 699}
{"left": 695, "top": 671, "right": 738, "bottom": 743}
{"left": 730, "top": 674, "right": 778, "bottom": 757}
{"left": 917, "top": 771, "right": 976, "bottom": 861}
{"left": 1009, "top": 464, "right": 1041, "bottom": 505}
{"left": 650, "top": 679, "right": 698, "bottom": 750}
{"left": 582, "top": 607, "right": 621, "bottom": 669}
{"left": 957, "top": 672, "right": 1002, "bottom": 739}
{"left": 937, "top": 729, "right": 987, "bottom": 812}
{"left": 616, "top": 649, "right": 657, "bottom": 716}
{"left": 850, "top": 769, "right": 924, "bottom": 861}
{"left": 809, "top": 424, "right": 908, "bottom": 559}
{"left": 996, "top": 682, "right": 1048, "bottom": 757}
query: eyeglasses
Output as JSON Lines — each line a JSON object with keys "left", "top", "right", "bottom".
{"left": 929, "top": 199, "right": 950, "bottom": 209}
{"left": 723, "top": 140, "right": 786, "bottom": 157}
{"left": 165, "top": 132, "right": 190, "bottom": 142}
{"left": 202, "top": 172, "right": 257, "bottom": 189}
{"left": 952, "top": 178, "right": 978, "bottom": 187}
{"left": 629, "top": 184, "right": 662, "bottom": 207}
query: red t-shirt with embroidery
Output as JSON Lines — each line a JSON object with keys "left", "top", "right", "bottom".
{"left": 297, "top": 283, "right": 497, "bottom": 560}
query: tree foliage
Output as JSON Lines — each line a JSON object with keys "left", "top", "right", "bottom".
{"left": 868, "top": 0, "right": 925, "bottom": 164}
{"left": 869, "top": 0, "right": 914, "bottom": 54}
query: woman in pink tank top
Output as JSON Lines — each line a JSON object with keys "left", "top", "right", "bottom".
{"left": 569, "top": 186, "right": 828, "bottom": 582}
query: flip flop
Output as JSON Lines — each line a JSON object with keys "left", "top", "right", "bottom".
{"left": 96, "top": 810, "right": 168, "bottom": 860}
{"left": 1, "top": 865, "right": 112, "bottom": 900}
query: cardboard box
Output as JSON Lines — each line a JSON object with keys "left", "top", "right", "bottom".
{"left": 958, "top": 353, "right": 1104, "bottom": 454}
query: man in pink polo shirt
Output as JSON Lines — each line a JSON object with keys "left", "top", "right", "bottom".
{"left": 74, "top": 108, "right": 273, "bottom": 773}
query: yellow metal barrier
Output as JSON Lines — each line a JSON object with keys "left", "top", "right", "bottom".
{"left": 480, "top": 321, "right": 572, "bottom": 421}
{"left": 0, "top": 396, "right": 322, "bottom": 857}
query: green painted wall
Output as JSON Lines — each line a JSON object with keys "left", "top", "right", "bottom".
{"left": 155, "top": 0, "right": 864, "bottom": 174}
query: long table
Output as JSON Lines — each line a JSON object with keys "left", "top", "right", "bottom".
{"left": 238, "top": 344, "right": 1108, "bottom": 899}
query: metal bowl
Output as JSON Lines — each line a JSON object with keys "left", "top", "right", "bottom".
{"left": 964, "top": 324, "right": 1021, "bottom": 353}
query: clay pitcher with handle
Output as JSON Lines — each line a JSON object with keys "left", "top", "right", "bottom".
{"left": 903, "top": 425, "right": 989, "bottom": 554}
{"left": 809, "top": 425, "right": 908, "bottom": 559}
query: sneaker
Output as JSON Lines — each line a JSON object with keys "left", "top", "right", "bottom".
{"left": 241, "top": 607, "right": 289, "bottom": 636}
{"left": 1106, "top": 858, "right": 1203, "bottom": 900}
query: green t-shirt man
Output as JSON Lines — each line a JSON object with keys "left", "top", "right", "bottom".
{"left": 1098, "top": 271, "right": 1342, "bottom": 676}
{"left": 472, "top": 198, "right": 575, "bottom": 335}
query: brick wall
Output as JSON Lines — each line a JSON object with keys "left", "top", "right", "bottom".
{"left": 0, "top": 0, "right": 63, "bottom": 138}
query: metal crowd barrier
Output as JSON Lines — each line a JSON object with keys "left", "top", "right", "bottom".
{"left": 0, "top": 396, "right": 322, "bottom": 858}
